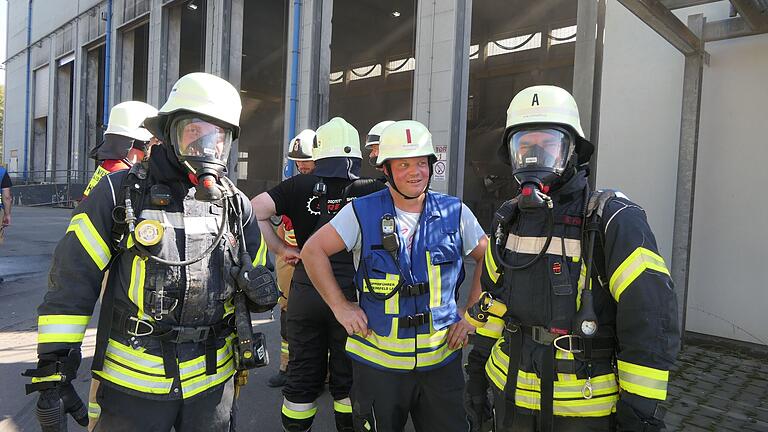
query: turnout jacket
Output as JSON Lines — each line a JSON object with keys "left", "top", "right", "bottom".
{"left": 481, "top": 172, "right": 680, "bottom": 418}
{"left": 37, "top": 162, "right": 268, "bottom": 401}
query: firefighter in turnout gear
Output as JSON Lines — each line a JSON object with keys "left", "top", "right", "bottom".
{"left": 466, "top": 85, "right": 680, "bottom": 431}
{"left": 252, "top": 117, "right": 385, "bottom": 432}
{"left": 83, "top": 101, "right": 159, "bottom": 198}
{"left": 23, "top": 72, "right": 277, "bottom": 431}
{"left": 268, "top": 129, "right": 317, "bottom": 388}
{"left": 302, "top": 120, "right": 489, "bottom": 432}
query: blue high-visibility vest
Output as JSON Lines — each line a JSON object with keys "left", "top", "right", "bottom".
{"left": 348, "top": 189, "right": 465, "bottom": 372}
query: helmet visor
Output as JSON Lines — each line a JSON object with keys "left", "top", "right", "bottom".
{"left": 508, "top": 127, "right": 572, "bottom": 174}
{"left": 173, "top": 117, "right": 233, "bottom": 163}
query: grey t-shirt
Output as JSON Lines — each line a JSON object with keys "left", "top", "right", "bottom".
{"left": 330, "top": 198, "right": 486, "bottom": 268}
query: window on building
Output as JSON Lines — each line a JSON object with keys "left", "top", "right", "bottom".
{"left": 236, "top": 0, "right": 289, "bottom": 197}
{"left": 329, "top": 0, "right": 417, "bottom": 179}
{"left": 463, "top": 0, "right": 578, "bottom": 230}
{"left": 132, "top": 23, "right": 150, "bottom": 101}
{"left": 179, "top": 0, "right": 206, "bottom": 77}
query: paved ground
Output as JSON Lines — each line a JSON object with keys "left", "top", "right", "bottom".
{"left": 1, "top": 206, "right": 767, "bottom": 431}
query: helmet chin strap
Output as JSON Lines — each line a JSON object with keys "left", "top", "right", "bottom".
{"left": 384, "top": 161, "right": 433, "bottom": 200}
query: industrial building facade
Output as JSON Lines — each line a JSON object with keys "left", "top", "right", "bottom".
{"left": 3, "top": 0, "right": 767, "bottom": 347}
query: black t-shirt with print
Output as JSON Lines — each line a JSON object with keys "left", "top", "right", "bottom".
{"left": 268, "top": 174, "right": 385, "bottom": 287}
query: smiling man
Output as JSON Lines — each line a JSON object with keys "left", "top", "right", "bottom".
{"left": 301, "top": 120, "right": 488, "bottom": 431}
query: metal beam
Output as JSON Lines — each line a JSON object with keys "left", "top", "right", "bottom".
{"left": 703, "top": 16, "right": 768, "bottom": 41}
{"left": 618, "top": 0, "right": 705, "bottom": 55}
{"left": 672, "top": 13, "right": 705, "bottom": 344}
{"left": 661, "top": 0, "right": 719, "bottom": 9}
{"left": 729, "top": 0, "right": 768, "bottom": 30}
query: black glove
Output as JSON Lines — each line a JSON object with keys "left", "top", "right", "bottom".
{"left": 22, "top": 350, "right": 88, "bottom": 431}
{"left": 231, "top": 253, "right": 279, "bottom": 313}
{"left": 615, "top": 398, "right": 666, "bottom": 432}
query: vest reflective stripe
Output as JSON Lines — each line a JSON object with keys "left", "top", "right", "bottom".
{"left": 127, "top": 256, "right": 150, "bottom": 320}
{"left": 181, "top": 356, "right": 235, "bottom": 398}
{"left": 346, "top": 337, "right": 415, "bottom": 370}
{"left": 485, "top": 339, "right": 619, "bottom": 417}
{"left": 609, "top": 247, "right": 669, "bottom": 301}
{"left": 426, "top": 251, "right": 442, "bottom": 309}
{"left": 83, "top": 166, "right": 110, "bottom": 197}
{"left": 476, "top": 315, "right": 504, "bottom": 339}
{"left": 94, "top": 358, "right": 174, "bottom": 394}
{"left": 384, "top": 273, "right": 400, "bottom": 315}
{"left": 617, "top": 360, "right": 669, "bottom": 400}
{"left": 484, "top": 242, "right": 500, "bottom": 283}
{"left": 251, "top": 233, "right": 268, "bottom": 266}
{"left": 67, "top": 214, "right": 112, "bottom": 270}
{"left": 334, "top": 398, "right": 352, "bottom": 413}
{"left": 505, "top": 234, "right": 581, "bottom": 258}
{"left": 282, "top": 399, "right": 318, "bottom": 420}
{"left": 88, "top": 402, "right": 101, "bottom": 419}
{"left": 104, "top": 339, "right": 166, "bottom": 375}
{"left": 37, "top": 315, "right": 90, "bottom": 344}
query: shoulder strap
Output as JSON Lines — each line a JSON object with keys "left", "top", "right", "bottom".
{"left": 111, "top": 163, "right": 149, "bottom": 249}
{"left": 586, "top": 189, "right": 619, "bottom": 221}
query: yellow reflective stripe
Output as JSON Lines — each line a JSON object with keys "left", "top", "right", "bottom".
{"left": 282, "top": 400, "right": 318, "bottom": 419}
{"left": 104, "top": 339, "right": 166, "bottom": 375}
{"left": 365, "top": 277, "right": 400, "bottom": 295}
{"left": 485, "top": 339, "right": 507, "bottom": 390}
{"left": 67, "top": 213, "right": 112, "bottom": 270}
{"left": 426, "top": 251, "right": 442, "bottom": 309}
{"left": 224, "top": 298, "right": 234, "bottom": 316}
{"left": 554, "top": 374, "right": 618, "bottom": 398}
{"left": 83, "top": 166, "right": 109, "bottom": 197}
{"left": 37, "top": 315, "right": 90, "bottom": 344}
{"left": 556, "top": 350, "right": 577, "bottom": 382}
{"left": 31, "top": 374, "right": 64, "bottom": 383}
{"left": 505, "top": 234, "right": 581, "bottom": 258}
{"left": 93, "top": 358, "right": 173, "bottom": 394}
{"left": 384, "top": 273, "right": 399, "bottom": 315}
{"left": 609, "top": 247, "right": 669, "bottom": 301}
{"left": 179, "top": 334, "right": 236, "bottom": 380}
{"left": 252, "top": 234, "right": 268, "bottom": 267}
{"left": 417, "top": 341, "right": 457, "bottom": 367}
{"left": 516, "top": 389, "right": 618, "bottom": 417}
{"left": 484, "top": 242, "right": 500, "bottom": 284}
{"left": 617, "top": 360, "right": 669, "bottom": 400}
{"left": 346, "top": 337, "right": 415, "bottom": 370}
{"left": 88, "top": 402, "right": 101, "bottom": 419}
{"left": 181, "top": 356, "right": 236, "bottom": 398}
{"left": 333, "top": 398, "right": 352, "bottom": 413}
{"left": 128, "top": 256, "right": 149, "bottom": 320}
{"left": 476, "top": 315, "right": 504, "bottom": 338}
{"left": 281, "top": 340, "right": 290, "bottom": 354}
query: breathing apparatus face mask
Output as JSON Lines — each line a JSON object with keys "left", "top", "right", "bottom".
{"left": 507, "top": 126, "right": 574, "bottom": 210}
{"left": 170, "top": 116, "right": 234, "bottom": 201}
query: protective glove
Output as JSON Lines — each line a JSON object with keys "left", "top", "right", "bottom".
{"left": 230, "top": 252, "right": 279, "bottom": 312}
{"left": 615, "top": 397, "right": 666, "bottom": 432}
{"left": 22, "top": 350, "right": 88, "bottom": 431}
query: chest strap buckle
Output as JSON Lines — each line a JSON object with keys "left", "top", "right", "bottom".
{"left": 402, "top": 282, "right": 429, "bottom": 297}
{"left": 398, "top": 312, "right": 430, "bottom": 328}
{"left": 553, "top": 334, "right": 583, "bottom": 354}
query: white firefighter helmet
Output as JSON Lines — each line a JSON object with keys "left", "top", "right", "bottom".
{"left": 146, "top": 72, "right": 242, "bottom": 140}
{"left": 313, "top": 117, "right": 362, "bottom": 161}
{"left": 104, "top": 101, "right": 158, "bottom": 142}
{"left": 287, "top": 129, "right": 316, "bottom": 161}
{"left": 376, "top": 120, "right": 435, "bottom": 166}
{"left": 502, "top": 85, "right": 593, "bottom": 164}
{"left": 365, "top": 120, "right": 396, "bottom": 148}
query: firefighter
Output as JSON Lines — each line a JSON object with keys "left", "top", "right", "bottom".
{"left": 268, "top": 129, "right": 317, "bottom": 388}
{"left": 252, "top": 117, "right": 385, "bottom": 432}
{"left": 23, "top": 72, "right": 277, "bottom": 431}
{"left": 467, "top": 85, "right": 680, "bottom": 431}
{"left": 364, "top": 120, "right": 395, "bottom": 169}
{"left": 83, "top": 101, "right": 159, "bottom": 198}
{"left": 301, "top": 120, "right": 489, "bottom": 432}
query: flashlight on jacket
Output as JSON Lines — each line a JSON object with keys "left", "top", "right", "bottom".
{"left": 465, "top": 292, "right": 507, "bottom": 328}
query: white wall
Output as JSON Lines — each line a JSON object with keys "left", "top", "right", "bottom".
{"left": 596, "top": 0, "right": 685, "bottom": 261}
{"left": 685, "top": 33, "right": 768, "bottom": 345}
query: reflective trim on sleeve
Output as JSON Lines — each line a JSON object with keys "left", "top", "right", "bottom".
{"left": 88, "top": 402, "right": 101, "bottom": 419}
{"left": 83, "top": 166, "right": 110, "bottom": 197}
{"left": 333, "top": 397, "right": 352, "bottom": 413}
{"left": 484, "top": 242, "right": 500, "bottom": 284}
{"left": 609, "top": 247, "right": 670, "bottom": 301}
{"left": 282, "top": 399, "right": 318, "bottom": 420}
{"left": 67, "top": 214, "right": 112, "bottom": 270}
{"left": 37, "top": 315, "right": 90, "bottom": 344}
{"left": 281, "top": 340, "right": 289, "bottom": 354}
{"left": 251, "top": 233, "right": 268, "bottom": 267}
{"left": 617, "top": 360, "right": 669, "bottom": 400}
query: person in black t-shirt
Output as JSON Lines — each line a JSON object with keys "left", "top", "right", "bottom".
{"left": 251, "top": 117, "right": 385, "bottom": 432}
{"left": 0, "top": 165, "right": 12, "bottom": 231}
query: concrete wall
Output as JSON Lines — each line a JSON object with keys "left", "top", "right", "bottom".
{"left": 595, "top": 0, "right": 685, "bottom": 262}
{"left": 685, "top": 32, "right": 768, "bottom": 345}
